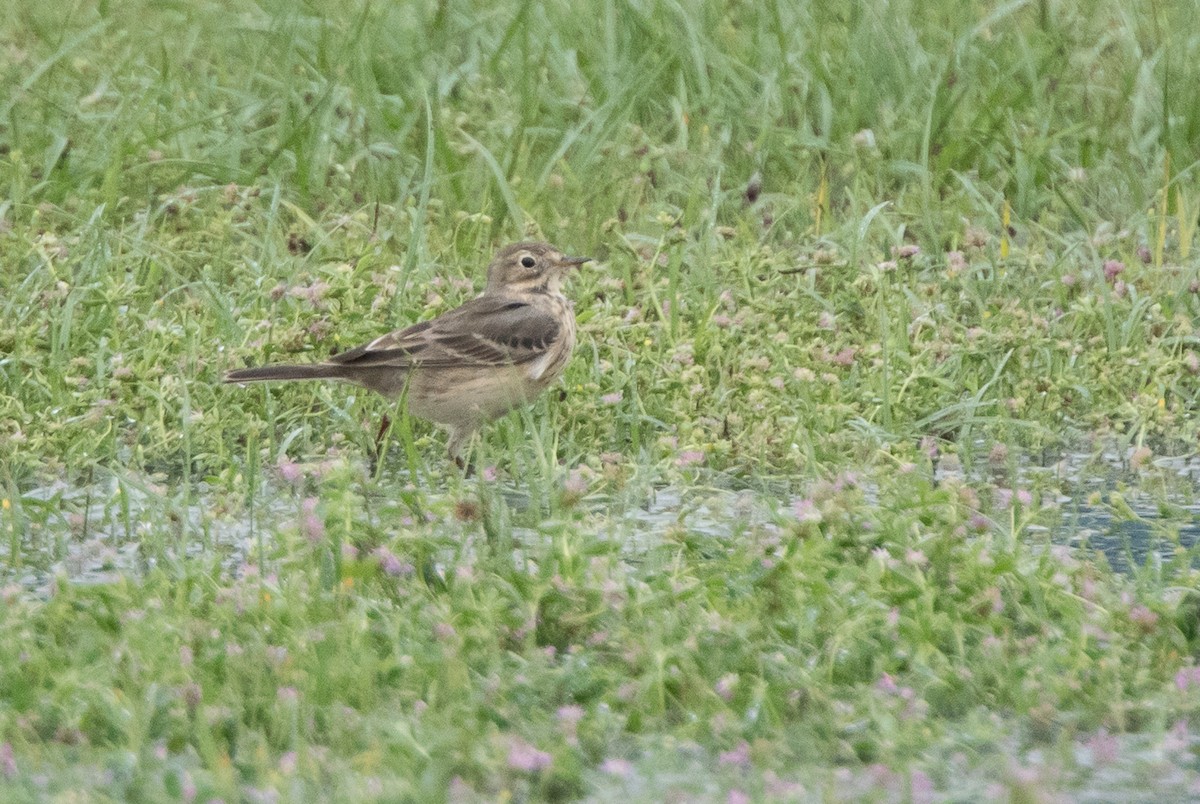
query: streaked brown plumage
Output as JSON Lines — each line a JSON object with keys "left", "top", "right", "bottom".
{"left": 225, "top": 241, "right": 589, "bottom": 463}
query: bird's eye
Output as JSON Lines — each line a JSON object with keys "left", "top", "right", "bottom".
{"left": 520, "top": 255, "right": 536, "bottom": 268}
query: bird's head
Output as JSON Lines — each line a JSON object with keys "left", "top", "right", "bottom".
{"left": 485, "top": 241, "right": 590, "bottom": 295}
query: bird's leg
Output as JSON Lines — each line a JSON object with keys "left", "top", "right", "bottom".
{"left": 366, "top": 412, "right": 392, "bottom": 477}
{"left": 447, "top": 427, "right": 477, "bottom": 476}
{"left": 374, "top": 413, "right": 392, "bottom": 452}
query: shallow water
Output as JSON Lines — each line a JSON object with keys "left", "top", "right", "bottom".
{"left": 1061, "top": 500, "right": 1200, "bottom": 574}
{"left": 578, "top": 725, "right": 1200, "bottom": 802}
{"left": 5, "top": 452, "right": 1199, "bottom": 591}
{"left": 3, "top": 475, "right": 271, "bottom": 593}
{"left": 937, "top": 446, "right": 1200, "bottom": 573}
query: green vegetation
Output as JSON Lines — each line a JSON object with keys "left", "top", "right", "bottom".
{"left": 2, "top": 0, "right": 1199, "bottom": 799}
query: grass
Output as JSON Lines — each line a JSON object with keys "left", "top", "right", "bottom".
{"left": 2, "top": 0, "right": 1200, "bottom": 799}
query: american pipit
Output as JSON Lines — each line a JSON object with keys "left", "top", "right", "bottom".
{"left": 225, "top": 241, "right": 590, "bottom": 465}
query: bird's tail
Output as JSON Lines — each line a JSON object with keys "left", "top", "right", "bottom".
{"left": 225, "top": 363, "right": 346, "bottom": 384}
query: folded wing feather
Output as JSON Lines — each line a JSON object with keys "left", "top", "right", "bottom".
{"left": 327, "top": 296, "right": 560, "bottom": 370}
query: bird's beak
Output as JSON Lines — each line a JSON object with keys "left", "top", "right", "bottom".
{"left": 560, "top": 255, "right": 591, "bottom": 268}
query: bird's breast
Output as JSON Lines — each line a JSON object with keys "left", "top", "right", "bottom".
{"left": 526, "top": 295, "right": 576, "bottom": 383}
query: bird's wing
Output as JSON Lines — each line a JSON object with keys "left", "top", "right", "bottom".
{"left": 327, "top": 295, "right": 561, "bottom": 369}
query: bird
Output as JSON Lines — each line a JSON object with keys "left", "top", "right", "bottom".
{"left": 225, "top": 241, "right": 590, "bottom": 466}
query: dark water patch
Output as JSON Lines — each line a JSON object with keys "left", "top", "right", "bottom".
{"left": 939, "top": 445, "right": 1200, "bottom": 575}
{"left": 1058, "top": 498, "right": 1200, "bottom": 575}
